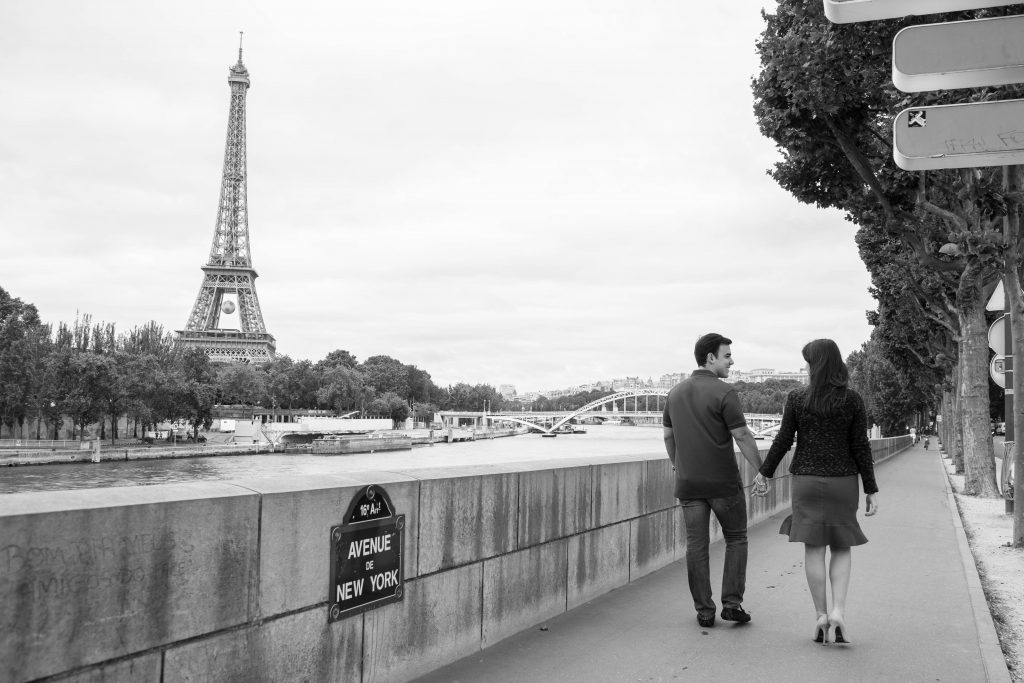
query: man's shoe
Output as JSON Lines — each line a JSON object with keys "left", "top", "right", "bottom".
{"left": 721, "top": 606, "right": 751, "bottom": 623}
{"left": 697, "top": 612, "right": 715, "bottom": 627}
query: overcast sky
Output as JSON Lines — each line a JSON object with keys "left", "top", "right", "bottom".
{"left": 0, "top": 1, "right": 877, "bottom": 393}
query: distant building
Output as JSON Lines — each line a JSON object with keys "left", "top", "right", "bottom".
{"left": 657, "top": 372, "right": 687, "bottom": 389}
{"left": 522, "top": 366, "right": 808, "bottom": 398}
{"left": 742, "top": 368, "right": 809, "bottom": 385}
{"left": 498, "top": 384, "right": 517, "bottom": 399}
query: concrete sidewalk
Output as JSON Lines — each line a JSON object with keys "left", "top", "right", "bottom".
{"left": 418, "top": 445, "right": 1011, "bottom": 682}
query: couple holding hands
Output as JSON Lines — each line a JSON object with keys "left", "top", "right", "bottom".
{"left": 663, "top": 333, "right": 879, "bottom": 644}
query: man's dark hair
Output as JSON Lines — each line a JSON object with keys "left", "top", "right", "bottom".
{"left": 694, "top": 333, "right": 732, "bottom": 367}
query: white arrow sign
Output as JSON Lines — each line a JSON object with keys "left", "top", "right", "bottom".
{"left": 893, "top": 15, "right": 1024, "bottom": 92}
{"left": 894, "top": 98, "right": 1024, "bottom": 170}
{"left": 825, "top": 0, "right": 1019, "bottom": 23}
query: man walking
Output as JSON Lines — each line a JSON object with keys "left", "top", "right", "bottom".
{"left": 663, "top": 333, "right": 768, "bottom": 628}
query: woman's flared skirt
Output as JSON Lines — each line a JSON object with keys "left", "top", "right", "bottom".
{"left": 779, "top": 474, "right": 868, "bottom": 547}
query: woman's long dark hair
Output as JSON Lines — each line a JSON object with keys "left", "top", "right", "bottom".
{"left": 802, "top": 339, "right": 848, "bottom": 416}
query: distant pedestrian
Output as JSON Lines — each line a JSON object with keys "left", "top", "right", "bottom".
{"left": 753, "top": 339, "right": 879, "bottom": 645}
{"left": 924, "top": 436, "right": 930, "bottom": 450}
{"left": 663, "top": 332, "right": 769, "bottom": 629}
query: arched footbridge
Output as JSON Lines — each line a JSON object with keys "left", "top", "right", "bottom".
{"left": 439, "top": 389, "right": 782, "bottom": 436}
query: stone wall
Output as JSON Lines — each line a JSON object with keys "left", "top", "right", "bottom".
{"left": 0, "top": 436, "right": 911, "bottom": 682}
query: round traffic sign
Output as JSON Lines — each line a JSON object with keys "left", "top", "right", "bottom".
{"left": 988, "top": 314, "right": 1008, "bottom": 356}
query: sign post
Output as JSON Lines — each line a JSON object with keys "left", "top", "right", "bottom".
{"left": 328, "top": 485, "right": 405, "bottom": 622}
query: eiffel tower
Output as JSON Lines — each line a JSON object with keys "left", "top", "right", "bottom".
{"left": 178, "top": 37, "right": 276, "bottom": 364}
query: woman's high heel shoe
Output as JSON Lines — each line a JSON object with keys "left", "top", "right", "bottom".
{"left": 813, "top": 615, "right": 830, "bottom": 645}
{"left": 829, "top": 614, "right": 850, "bottom": 645}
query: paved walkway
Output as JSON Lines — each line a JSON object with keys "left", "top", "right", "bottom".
{"left": 418, "top": 445, "right": 1011, "bottom": 682}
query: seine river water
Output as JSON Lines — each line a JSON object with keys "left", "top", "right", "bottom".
{"left": 0, "top": 425, "right": 686, "bottom": 494}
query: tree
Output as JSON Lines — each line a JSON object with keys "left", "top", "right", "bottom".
{"left": 176, "top": 348, "right": 217, "bottom": 438}
{"left": 360, "top": 356, "right": 411, "bottom": 399}
{"left": 320, "top": 349, "right": 359, "bottom": 369}
{"left": 846, "top": 340, "right": 933, "bottom": 435}
{"left": 734, "top": 379, "right": 805, "bottom": 415}
{"left": 412, "top": 402, "right": 439, "bottom": 424}
{"left": 216, "top": 362, "right": 268, "bottom": 406}
{"left": 366, "top": 392, "right": 410, "bottom": 428}
{"left": 752, "top": 1, "right": 1008, "bottom": 496}
{"left": 97, "top": 351, "right": 129, "bottom": 443}
{"left": 406, "top": 365, "right": 434, "bottom": 404}
{"left": 317, "top": 364, "right": 364, "bottom": 413}
{"left": 0, "top": 286, "right": 43, "bottom": 438}
{"left": 47, "top": 351, "right": 114, "bottom": 440}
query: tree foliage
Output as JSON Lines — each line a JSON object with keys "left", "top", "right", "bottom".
{"left": 752, "top": 1, "right": 1015, "bottom": 494}
{"left": 0, "top": 289, "right": 515, "bottom": 440}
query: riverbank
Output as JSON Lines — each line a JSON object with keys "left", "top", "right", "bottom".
{"left": 0, "top": 424, "right": 666, "bottom": 493}
{"left": 0, "top": 426, "right": 529, "bottom": 467}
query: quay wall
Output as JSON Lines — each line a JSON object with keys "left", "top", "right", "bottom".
{"left": 0, "top": 436, "right": 911, "bottom": 682}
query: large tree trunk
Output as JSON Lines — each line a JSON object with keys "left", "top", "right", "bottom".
{"left": 944, "top": 389, "right": 956, "bottom": 458}
{"left": 958, "top": 284, "right": 1000, "bottom": 497}
{"left": 938, "top": 390, "right": 948, "bottom": 452}
{"left": 950, "top": 363, "right": 965, "bottom": 473}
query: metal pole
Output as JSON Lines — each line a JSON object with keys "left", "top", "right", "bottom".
{"left": 1003, "top": 165, "right": 1024, "bottom": 542}
{"left": 1003, "top": 169, "right": 1015, "bottom": 446}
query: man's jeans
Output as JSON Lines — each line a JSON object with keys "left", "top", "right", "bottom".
{"left": 680, "top": 491, "right": 748, "bottom": 615}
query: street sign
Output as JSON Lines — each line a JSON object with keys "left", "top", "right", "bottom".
{"left": 988, "top": 281, "right": 1006, "bottom": 312}
{"left": 824, "top": 0, "right": 1018, "bottom": 23}
{"left": 893, "top": 15, "right": 1024, "bottom": 92}
{"left": 329, "top": 485, "right": 404, "bottom": 622}
{"left": 990, "top": 314, "right": 1008, "bottom": 355}
{"left": 894, "top": 98, "right": 1024, "bottom": 170}
{"left": 992, "top": 355, "right": 1007, "bottom": 388}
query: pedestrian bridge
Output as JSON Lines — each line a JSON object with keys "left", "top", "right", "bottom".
{"left": 439, "top": 389, "right": 782, "bottom": 435}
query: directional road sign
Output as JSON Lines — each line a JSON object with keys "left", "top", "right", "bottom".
{"left": 894, "top": 98, "right": 1024, "bottom": 170}
{"left": 894, "top": 15, "right": 1024, "bottom": 92}
{"left": 824, "top": 0, "right": 1018, "bottom": 23}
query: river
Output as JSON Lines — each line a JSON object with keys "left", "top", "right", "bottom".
{"left": 0, "top": 425, "right": 697, "bottom": 494}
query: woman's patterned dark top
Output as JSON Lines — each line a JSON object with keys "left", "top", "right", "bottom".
{"left": 759, "top": 387, "right": 878, "bottom": 494}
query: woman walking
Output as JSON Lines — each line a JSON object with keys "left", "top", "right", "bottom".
{"left": 753, "top": 339, "right": 879, "bottom": 645}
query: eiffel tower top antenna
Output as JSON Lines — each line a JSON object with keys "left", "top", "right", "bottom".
{"left": 238, "top": 31, "right": 243, "bottom": 63}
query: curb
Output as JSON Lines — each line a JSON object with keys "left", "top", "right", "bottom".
{"left": 940, "top": 452, "right": 1013, "bottom": 683}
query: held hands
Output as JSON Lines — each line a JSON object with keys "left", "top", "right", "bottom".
{"left": 865, "top": 493, "right": 879, "bottom": 516}
{"left": 751, "top": 473, "right": 771, "bottom": 498}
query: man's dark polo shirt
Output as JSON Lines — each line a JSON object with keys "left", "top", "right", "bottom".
{"left": 663, "top": 368, "right": 747, "bottom": 500}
